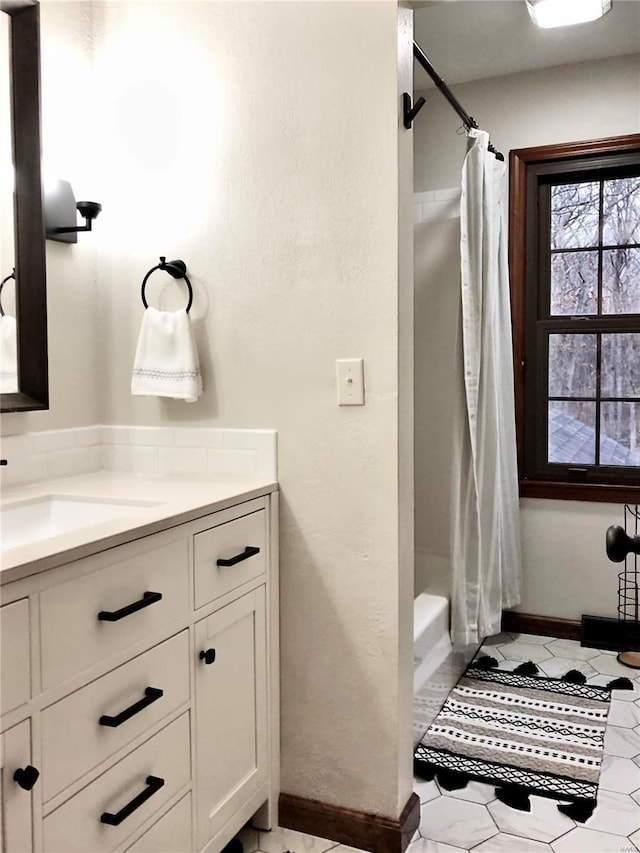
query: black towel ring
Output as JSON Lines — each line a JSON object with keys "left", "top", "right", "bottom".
{"left": 141, "top": 256, "right": 193, "bottom": 314}
{"left": 0, "top": 269, "right": 15, "bottom": 317}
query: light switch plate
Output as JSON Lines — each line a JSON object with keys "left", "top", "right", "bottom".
{"left": 336, "top": 359, "right": 364, "bottom": 406}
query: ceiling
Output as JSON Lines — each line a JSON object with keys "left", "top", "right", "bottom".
{"left": 414, "top": 0, "right": 640, "bottom": 89}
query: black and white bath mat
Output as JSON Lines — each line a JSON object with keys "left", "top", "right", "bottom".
{"left": 413, "top": 656, "right": 633, "bottom": 822}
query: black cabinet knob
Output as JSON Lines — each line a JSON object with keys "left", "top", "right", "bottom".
{"left": 199, "top": 648, "right": 216, "bottom": 665}
{"left": 13, "top": 765, "right": 39, "bottom": 791}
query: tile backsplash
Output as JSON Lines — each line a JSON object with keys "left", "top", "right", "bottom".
{"left": 0, "top": 427, "right": 277, "bottom": 487}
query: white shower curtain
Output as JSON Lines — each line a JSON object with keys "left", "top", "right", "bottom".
{"left": 450, "top": 128, "right": 522, "bottom": 647}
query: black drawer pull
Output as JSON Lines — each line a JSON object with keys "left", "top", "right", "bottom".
{"left": 216, "top": 546, "right": 260, "bottom": 567}
{"left": 100, "top": 775, "right": 164, "bottom": 826}
{"left": 13, "top": 765, "right": 39, "bottom": 791}
{"left": 99, "top": 687, "right": 164, "bottom": 727}
{"left": 98, "top": 591, "right": 162, "bottom": 622}
{"left": 199, "top": 648, "right": 216, "bottom": 665}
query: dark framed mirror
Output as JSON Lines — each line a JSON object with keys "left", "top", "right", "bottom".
{"left": 1, "top": 1, "right": 48, "bottom": 413}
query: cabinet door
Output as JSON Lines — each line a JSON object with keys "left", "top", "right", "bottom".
{"left": 194, "top": 588, "right": 267, "bottom": 849}
{"left": 1, "top": 720, "right": 35, "bottom": 853}
{"left": 1, "top": 599, "right": 31, "bottom": 715}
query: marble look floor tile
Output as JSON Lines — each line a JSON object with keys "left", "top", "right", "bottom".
{"left": 544, "top": 639, "right": 600, "bottom": 660}
{"left": 551, "top": 827, "right": 638, "bottom": 852}
{"left": 584, "top": 789, "right": 640, "bottom": 837}
{"left": 476, "top": 646, "right": 506, "bottom": 661}
{"left": 487, "top": 795, "right": 575, "bottom": 843}
{"left": 257, "top": 827, "right": 338, "bottom": 852}
{"left": 631, "top": 829, "right": 640, "bottom": 850}
{"left": 481, "top": 633, "right": 513, "bottom": 647}
{"left": 410, "top": 838, "right": 468, "bottom": 853}
{"left": 439, "top": 781, "right": 497, "bottom": 805}
{"left": 508, "top": 633, "right": 557, "bottom": 646}
{"left": 599, "top": 753, "right": 640, "bottom": 794}
{"left": 589, "top": 675, "right": 640, "bottom": 701}
{"left": 591, "top": 654, "right": 640, "bottom": 678}
{"left": 418, "top": 797, "right": 498, "bottom": 848}
{"left": 499, "top": 642, "right": 554, "bottom": 664}
{"left": 236, "top": 826, "right": 260, "bottom": 852}
{"left": 329, "top": 846, "right": 365, "bottom": 852}
{"left": 414, "top": 777, "right": 441, "bottom": 804}
{"left": 608, "top": 701, "right": 640, "bottom": 729}
{"left": 604, "top": 725, "right": 640, "bottom": 758}
{"left": 474, "top": 833, "right": 553, "bottom": 852}
{"left": 538, "top": 657, "right": 597, "bottom": 680}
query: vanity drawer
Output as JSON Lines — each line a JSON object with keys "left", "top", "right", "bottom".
{"left": 41, "top": 631, "right": 189, "bottom": 802}
{"left": 40, "top": 538, "right": 189, "bottom": 690}
{"left": 1, "top": 599, "right": 30, "bottom": 715}
{"left": 124, "top": 793, "right": 192, "bottom": 853}
{"left": 194, "top": 510, "right": 266, "bottom": 609}
{"left": 42, "top": 712, "right": 190, "bottom": 853}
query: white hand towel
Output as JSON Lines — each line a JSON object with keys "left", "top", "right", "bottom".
{"left": 0, "top": 314, "right": 18, "bottom": 393}
{"left": 131, "top": 308, "right": 203, "bottom": 402}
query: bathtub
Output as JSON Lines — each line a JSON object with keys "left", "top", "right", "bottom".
{"left": 413, "top": 592, "right": 475, "bottom": 745}
{"left": 413, "top": 592, "right": 452, "bottom": 694}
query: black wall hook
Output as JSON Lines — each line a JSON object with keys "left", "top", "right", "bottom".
{"left": 141, "top": 257, "right": 193, "bottom": 313}
{"left": 403, "top": 92, "right": 426, "bottom": 130}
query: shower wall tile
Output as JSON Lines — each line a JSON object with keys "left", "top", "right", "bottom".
{"left": 414, "top": 188, "right": 461, "bottom": 223}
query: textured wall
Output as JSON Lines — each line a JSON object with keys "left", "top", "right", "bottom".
{"left": 87, "top": 1, "right": 413, "bottom": 818}
{"left": 414, "top": 54, "right": 640, "bottom": 620}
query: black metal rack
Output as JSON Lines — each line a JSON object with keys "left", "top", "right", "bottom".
{"left": 606, "top": 505, "right": 640, "bottom": 668}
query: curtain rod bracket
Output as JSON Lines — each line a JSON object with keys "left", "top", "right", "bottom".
{"left": 403, "top": 92, "right": 426, "bottom": 130}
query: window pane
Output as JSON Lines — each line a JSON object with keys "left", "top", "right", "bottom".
{"left": 601, "top": 403, "right": 640, "bottom": 467}
{"left": 602, "top": 248, "right": 640, "bottom": 314}
{"left": 550, "top": 251, "right": 598, "bottom": 315}
{"left": 603, "top": 176, "right": 640, "bottom": 245}
{"left": 548, "top": 333, "right": 597, "bottom": 397}
{"left": 551, "top": 182, "right": 600, "bottom": 249}
{"left": 601, "top": 333, "right": 640, "bottom": 398}
{"left": 548, "top": 401, "right": 596, "bottom": 464}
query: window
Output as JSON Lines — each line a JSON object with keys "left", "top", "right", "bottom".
{"left": 510, "top": 135, "right": 640, "bottom": 502}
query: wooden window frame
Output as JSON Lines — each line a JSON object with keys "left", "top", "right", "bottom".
{"left": 509, "top": 134, "right": 640, "bottom": 503}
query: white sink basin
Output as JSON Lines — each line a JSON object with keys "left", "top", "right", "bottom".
{"left": 1, "top": 496, "right": 159, "bottom": 551}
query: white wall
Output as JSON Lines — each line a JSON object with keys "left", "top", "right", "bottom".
{"left": 15, "top": 0, "right": 413, "bottom": 820}
{"left": 414, "top": 54, "right": 640, "bottom": 620}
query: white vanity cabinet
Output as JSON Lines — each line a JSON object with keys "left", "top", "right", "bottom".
{"left": 0, "top": 490, "right": 279, "bottom": 853}
{"left": 1, "top": 720, "right": 35, "bottom": 853}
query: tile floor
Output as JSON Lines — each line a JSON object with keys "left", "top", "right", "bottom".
{"left": 234, "top": 632, "right": 640, "bottom": 853}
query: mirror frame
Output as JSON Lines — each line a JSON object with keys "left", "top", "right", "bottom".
{"left": 1, "top": 0, "right": 48, "bottom": 413}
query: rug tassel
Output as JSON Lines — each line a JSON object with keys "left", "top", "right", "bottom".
{"left": 413, "top": 758, "right": 436, "bottom": 782}
{"left": 436, "top": 769, "right": 470, "bottom": 791}
{"left": 494, "top": 786, "right": 531, "bottom": 812}
{"left": 513, "top": 661, "right": 539, "bottom": 675}
{"left": 561, "top": 669, "right": 587, "bottom": 684}
{"left": 606, "top": 677, "right": 634, "bottom": 691}
{"left": 557, "top": 799, "right": 597, "bottom": 823}
{"left": 473, "top": 655, "right": 499, "bottom": 670}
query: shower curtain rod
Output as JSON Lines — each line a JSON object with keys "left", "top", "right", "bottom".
{"left": 413, "top": 41, "right": 504, "bottom": 162}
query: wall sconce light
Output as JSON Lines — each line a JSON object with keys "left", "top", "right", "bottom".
{"left": 44, "top": 179, "right": 102, "bottom": 243}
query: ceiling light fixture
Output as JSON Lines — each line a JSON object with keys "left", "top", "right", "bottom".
{"left": 526, "top": 0, "right": 612, "bottom": 28}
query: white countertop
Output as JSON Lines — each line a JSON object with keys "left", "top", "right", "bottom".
{"left": 0, "top": 471, "right": 278, "bottom": 584}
